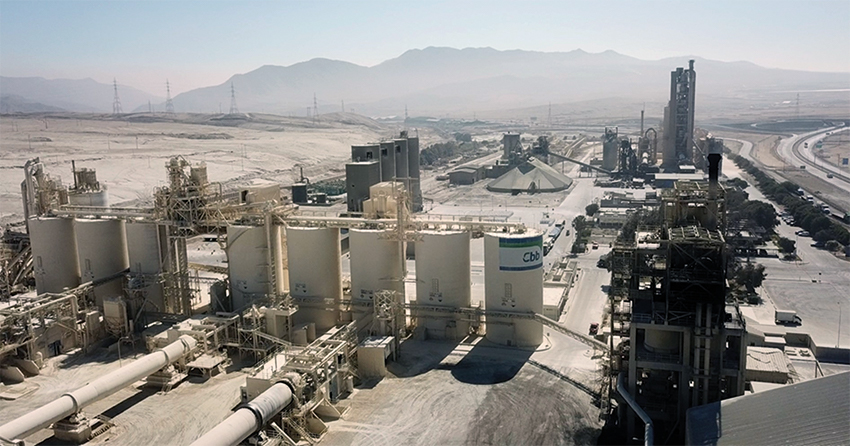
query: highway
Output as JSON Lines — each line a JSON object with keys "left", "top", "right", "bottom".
{"left": 775, "top": 126, "right": 850, "bottom": 191}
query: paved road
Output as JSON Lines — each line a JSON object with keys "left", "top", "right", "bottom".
{"left": 723, "top": 155, "right": 850, "bottom": 348}
{"left": 775, "top": 126, "right": 850, "bottom": 192}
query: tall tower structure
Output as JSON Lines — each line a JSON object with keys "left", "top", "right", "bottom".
{"left": 229, "top": 82, "right": 239, "bottom": 115}
{"left": 312, "top": 93, "right": 319, "bottom": 122}
{"left": 662, "top": 60, "right": 696, "bottom": 170}
{"left": 112, "top": 79, "right": 122, "bottom": 115}
{"left": 609, "top": 151, "right": 746, "bottom": 443}
{"left": 165, "top": 79, "right": 175, "bottom": 114}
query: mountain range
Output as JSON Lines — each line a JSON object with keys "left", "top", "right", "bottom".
{"left": 0, "top": 77, "right": 163, "bottom": 113}
{"left": 2, "top": 47, "right": 847, "bottom": 116}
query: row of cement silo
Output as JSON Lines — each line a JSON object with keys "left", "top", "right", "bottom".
{"left": 346, "top": 132, "right": 422, "bottom": 213}
{"left": 279, "top": 226, "right": 545, "bottom": 347}
{"left": 28, "top": 216, "right": 171, "bottom": 311}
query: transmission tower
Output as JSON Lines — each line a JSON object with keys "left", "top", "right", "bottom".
{"left": 548, "top": 102, "right": 552, "bottom": 127}
{"left": 229, "top": 82, "right": 239, "bottom": 114}
{"left": 795, "top": 93, "right": 800, "bottom": 119}
{"left": 112, "top": 79, "right": 122, "bottom": 115}
{"left": 405, "top": 104, "right": 408, "bottom": 121}
{"left": 312, "top": 93, "right": 319, "bottom": 122}
{"left": 341, "top": 99, "right": 345, "bottom": 113}
{"left": 165, "top": 79, "right": 175, "bottom": 114}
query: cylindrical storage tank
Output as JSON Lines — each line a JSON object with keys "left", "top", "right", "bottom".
{"left": 379, "top": 141, "right": 395, "bottom": 182}
{"left": 602, "top": 138, "right": 619, "bottom": 172}
{"left": 484, "top": 231, "right": 544, "bottom": 347}
{"left": 287, "top": 227, "right": 342, "bottom": 331}
{"left": 393, "top": 138, "right": 409, "bottom": 180}
{"left": 227, "top": 225, "right": 271, "bottom": 311}
{"left": 76, "top": 219, "right": 129, "bottom": 307}
{"left": 67, "top": 189, "right": 109, "bottom": 207}
{"left": 126, "top": 222, "right": 166, "bottom": 275}
{"left": 644, "top": 330, "right": 679, "bottom": 354}
{"left": 29, "top": 217, "right": 80, "bottom": 294}
{"left": 125, "top": 222, "right": 167, "bottom": 312}
{"left": 407, "top": 136, "right": 422, "bottom": 211}
{"left": 415, "top": 231, "right": 471, "bottom": 339}
{"left": 349, "top": 229, "right": 403, "bottom": 302}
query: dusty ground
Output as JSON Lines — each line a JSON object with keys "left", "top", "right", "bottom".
{"left": 816, "top": 131, "right": 850, "bottom": 170}
{"left": 325, "top": 334, "right": 603, "bottom": 446}
{"left": 0, "top": 113, "right": 449, "bottom": 225}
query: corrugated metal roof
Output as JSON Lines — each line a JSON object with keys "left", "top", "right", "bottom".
{"left": 687, "top": 372, "right": 850, "bottom": 446}
{"left": 746, "top": 347, "right": 789, "bottom": 374}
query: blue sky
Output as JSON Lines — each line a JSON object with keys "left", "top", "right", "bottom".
{"left": 1, "top": 0, "right": 848, "bottom": 95}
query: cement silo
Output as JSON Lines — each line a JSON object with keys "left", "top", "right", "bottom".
{"left": 484, "top": 231, "right": 544, "bottom": 347}
{"left": 351, "top": 144, "right": 379, "bottom": 162}
{"left": 407, "top": 136, "right": 422, "bottom": 211}
{"left": 125, "top": 222, "right": 168, "bottom": 313}
{"left": 287, "top": 227, "right": 342, "bottom": 331}
{"left": 349, "top": 229, "right": 403, "bottom": 302}
{"left": 415, "top": 231, "right": 471, "bottom": 339}
{"left": 393, "top": 138, "right": 409, "bottom": 181}
{"left": 227, "top": 225, "right": 273, "bottom": 311}
{"left": 379, "top": 141, "right": 396, "bottom": 182}
{"left": 29, "top": 217, "right": 80, "bottom": 294}
{"left": 75, "top": 219, "right": 129, "bottom": 307}
{"left": 602, "top": 127, "right": 619, "bottom": 172}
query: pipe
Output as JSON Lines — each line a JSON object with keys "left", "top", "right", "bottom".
{"left": 617, "top": 372, "right": 653, "bottom": 446}
{"left": 188, "top": 381, "right": 294, "bottom": 446}
{"left": 0, "top": 335, "right": 196, "bottom": 442}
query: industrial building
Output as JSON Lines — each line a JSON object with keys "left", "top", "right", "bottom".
{"left": 686, "top": 371, "right": 850, "bottom": 446}
{"left": 2, "top": 151, "right": 587, "bottom": 446}
{"left": 487, "top": 157, "right": 573, "bottom": 193}
{"left": 448, "top": 164, "right": 485, "bottom": 185}
{"left": 661, "top": 60, "right": 697, "bottom": 171}
{"left": 345, "top": 131, "right": 421, "bottom": 212}
{"left": 608, "top": 149, "right": 749, "bottom": 443}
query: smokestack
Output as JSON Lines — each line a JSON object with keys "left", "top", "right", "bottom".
{"left": 708, "top": 153, "right": 721, "bottom": 185}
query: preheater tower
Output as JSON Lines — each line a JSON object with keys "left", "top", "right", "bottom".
{"left": 484, "top": 231, "right": 544, "bottom": 347}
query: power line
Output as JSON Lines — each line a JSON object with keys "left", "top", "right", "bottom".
{"left": 165, "top": 79, "right": 175, "bottom": 114}
{"left": 112, "top": 79, "right": 122, "bottom": 115}
{"left": 229, "top": 82, "right": 239, "bottom": 114}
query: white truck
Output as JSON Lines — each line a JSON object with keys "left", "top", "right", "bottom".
{"left": 775, "top": 309, "right": 802, "bottom": 325}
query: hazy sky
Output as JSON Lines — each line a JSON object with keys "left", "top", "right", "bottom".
{"left": 2, "top": 0, "right": 848, "bottom": 95}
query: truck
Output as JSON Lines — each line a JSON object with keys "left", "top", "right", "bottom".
{"left": 775, "top": 309, "right": 802, "bottom": 325}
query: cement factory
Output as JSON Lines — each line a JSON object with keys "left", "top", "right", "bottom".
{"left": 1, "top": 60, "right": 848, "bottom": 446}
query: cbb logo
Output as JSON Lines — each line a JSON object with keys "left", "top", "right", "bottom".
{"left": 523, "top": 250, "right": 540, "bottom": 263}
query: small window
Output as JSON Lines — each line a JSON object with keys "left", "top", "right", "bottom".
{"left": 366, "top": 152, "right": 373, "bottom": 159}
{"left": 381, "top": 148, "right": 388, "bottom": 156}
{"left": 431, "top": 278, "right": 440, "bottom": 294}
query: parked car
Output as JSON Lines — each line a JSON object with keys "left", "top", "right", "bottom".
{"left": 589, "top": 323, "right": 600, "bottom": 336}
{"left": 827, "top": 173, "right": 834, "bottom": 179}
{"left": 796, "top": 230, "right": 810, "bottom": 237}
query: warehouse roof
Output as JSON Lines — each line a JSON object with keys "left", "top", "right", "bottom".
{"left": 487, "top": 157, "right": 573, "bottom": 193}
{"left": 686, "top": 371, "right": 850, "bottom": 446}
{"left": 746, "top": 346, "right": 789, "bottom": 374}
